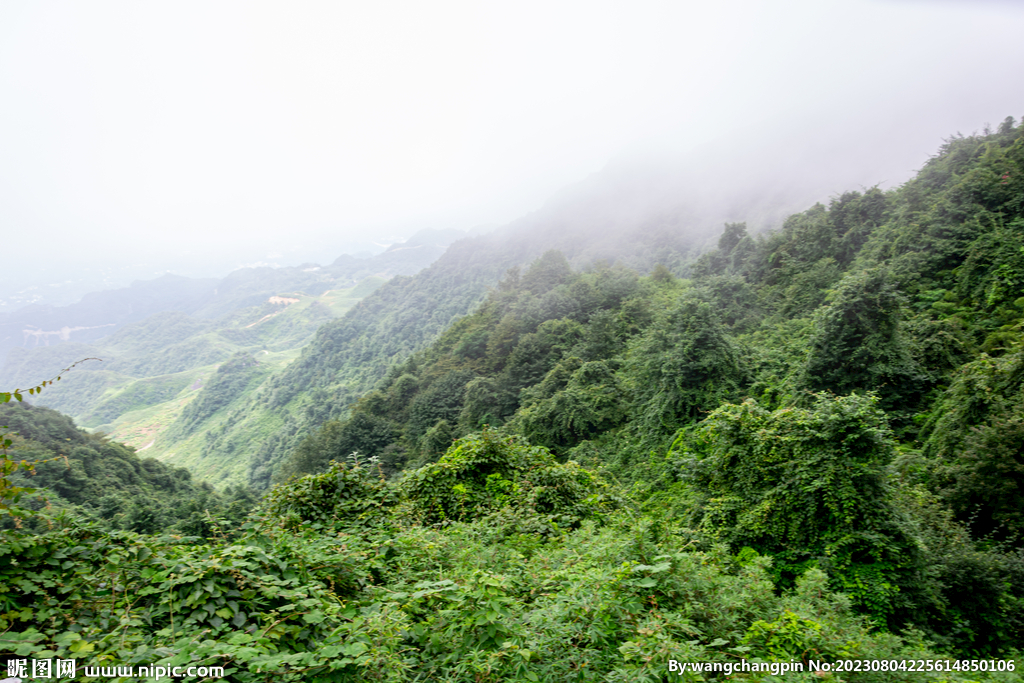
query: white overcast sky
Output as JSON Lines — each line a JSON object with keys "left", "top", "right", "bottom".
{"left": 2, "top": 0, "right": 1023, "bottom": 288}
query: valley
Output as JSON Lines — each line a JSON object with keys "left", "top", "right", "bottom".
{"left": 0, "top": 229, "right": 473, "bottom": 485}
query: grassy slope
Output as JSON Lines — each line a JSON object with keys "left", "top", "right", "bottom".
{"left": 123, "top": 348, "right": 302, "bottom": 486}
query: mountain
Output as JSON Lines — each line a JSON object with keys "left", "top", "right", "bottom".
{"left": 3, "top": 131, "right": 906, "bottom": 488}
{"left": 0, "top": 274, "right": 218, "bottom": 356}
{"left": 0, "top": 227, "right": 467, "bottom": 363}
{"left": 0, "top": 230, "right": 472, "bottom": 483}
{"left": 265, "top": 116, "right": 1024, "bottom": 647}
{"left": 0, "top": 278, "right": 384, "bottom": 472}
{"left": 299, "top": 117, "right": 1024, "bottom": 511}
{"left": 4, "top": 118, "right": 1023, "bottom": 674}
{"left": 159, "top": 141, "right": 851, "bottom": 488}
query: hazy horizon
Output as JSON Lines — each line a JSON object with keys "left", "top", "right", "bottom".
{"left": 3, "top": 0, "right": 1023, "bottom": 308}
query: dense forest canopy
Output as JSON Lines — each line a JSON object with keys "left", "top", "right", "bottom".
{"left": 2, "top": 118, "right": 1023, "bottom": 680}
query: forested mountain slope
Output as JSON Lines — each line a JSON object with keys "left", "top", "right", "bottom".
{"left": 219, "top": 150, "right": 840, "bottom": 488}
{"left": 272, "top": 117, "right": 1024, "bottom": 641}
{"left": 0, "top": 402, "right": 253, "bottom": 536}
{"left": 0, "top": 230, "right": 479, "bottom": 486}
{"left": 3, "top": 118, "right": 1023, "bottom": 679}
{"left": 282, "top": 118, "right": 1024, "bottom": 482}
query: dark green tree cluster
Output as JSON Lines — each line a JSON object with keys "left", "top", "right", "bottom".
{"left": 0, "top": 402, "right": 255, "bottom": 536}
{"left": 920, "top": 347, "right": 1024, "bottom": 540}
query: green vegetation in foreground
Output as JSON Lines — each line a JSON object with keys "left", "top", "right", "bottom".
{"left": 1, "top": 431, "right": 1020, "bottom": 681}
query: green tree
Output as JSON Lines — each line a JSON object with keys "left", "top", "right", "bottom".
{"left": 626, "top": 297, "right": 743, "bottom": 435}
{"left": 519, "top": 249, "right": 572, "bottom": 294}
{"left": 513, "top": 360, "right": 628, "bottom": 453}
{"left": 277, "top": 412, "right": 396, "bottom": 481}
{"left": 798, "top": 268, "right": 923, "bottom": 413}
{"left": 678, "top": 393, "right": 922, "bottom": 626}
{"left": 921, "top": 348, "right": 1024, "bottom": 540}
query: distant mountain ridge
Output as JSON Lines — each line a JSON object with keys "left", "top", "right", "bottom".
{"left": 0, "top": 227, "right": 468, "bottom": 363}
{"left": 0, "top": 277, "right": 386, "bottom": 437}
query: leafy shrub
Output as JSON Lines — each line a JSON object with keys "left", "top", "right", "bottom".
{"left": 399, "top": 429, "right": 617, "bottom": 529}
{"left": 260, "top": 459, "right": 396, "bottom": 530}
{"left": 677, "top": 393, "right": 923, "bottom": 627}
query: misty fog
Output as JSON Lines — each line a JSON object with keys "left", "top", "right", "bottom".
{"left": 2, "top": 0, "right": 1022, "bottom": 310}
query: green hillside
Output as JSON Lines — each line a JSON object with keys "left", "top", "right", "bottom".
{"left": 2, "top": 119, "right": 1023, "bottom": 679}
{"left": 279, "top": 118, "right": 1024, "bottom": 492}
{"left": 0, "top": 402, "right": 254, "bottom": 536}
{"left": 270, "top": 118, "right": 1024, "bottom": 642}
{"left": 87, "top": 208, "right": 714, "bottom": 488}
{"left": 216, "top": 193, "right": 728, "bottom": 488}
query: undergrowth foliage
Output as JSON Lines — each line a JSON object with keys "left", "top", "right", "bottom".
{"left": 1, "top": 430, "right": 1021, "bottom": 680}
{"left": 2, "top": 504, "right": 1016, "bottom": 681}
